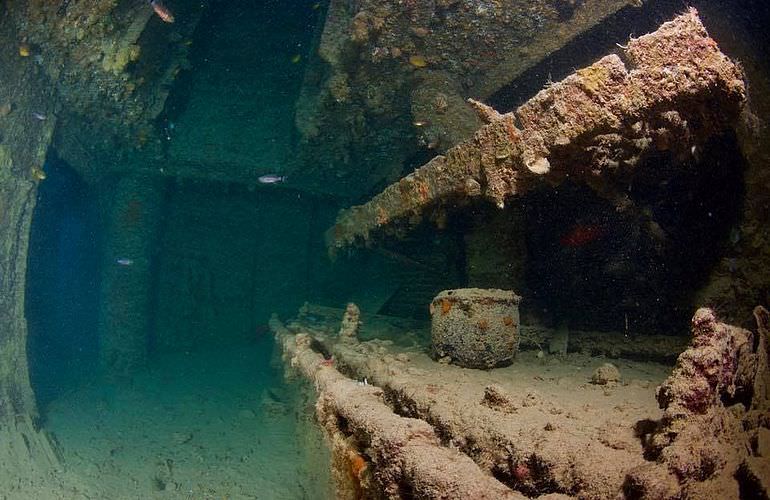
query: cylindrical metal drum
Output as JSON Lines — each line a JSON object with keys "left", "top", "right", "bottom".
{"left": 430, "top": 288, "right": 522, "bottom": 369}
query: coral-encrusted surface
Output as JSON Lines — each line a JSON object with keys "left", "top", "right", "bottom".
{"left": 270, "top": 316, "right": 524, "bottom": 499}
{"left": 295, "top": 0, "right": 634, "bottom": 197}
{"left": 276, "top": 303, "right": 769, "bottom": 499}
{"left": 627, "top": 307, "right": 770, "bottom": 498}
{"left": 18, "top": 0, "right": 201, "bottom": 180}
{"left": 0, "top": 4, "right": 105, "bottom": 497}
{"left": 430, "top": 288, "right": 522, "bottom": 368}
{"left": 276, "top": 308, "right": 673, "bottom": 499}
{"left": 655, "top": 308, "right": 754, "bottom": 418}
{"left": 327, "top": 9, "right": 746, "bottom": 251}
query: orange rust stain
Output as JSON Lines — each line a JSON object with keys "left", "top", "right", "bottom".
{"left": 348, "top": 450, "right": 367, "bottom": 479}
{"left": 440, "top": 299, "right": 452, "bottom": 315}
{"left": 503, "top": 316, "right": 514, "bottom": 326}
{"left": 503, "top": 117, "right": 519, "bottom": 143}
{"left": 478, "top": 318, "right": 489, "bottom": 331}
{"left": 417, "top": 181, "right": 430, "bottom": 202}
{"left": 376, "top": 207, "right": 389, "bottom": 225}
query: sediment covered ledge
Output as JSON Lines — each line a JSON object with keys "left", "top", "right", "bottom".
{"left": 327, "top": 9, "right": 746, "bottom": 251}
{"left": 269, "top": 316, "right": 525, "bottom": 499}
{"left": 273, "top": 303, "right": 770, "bottom": 498}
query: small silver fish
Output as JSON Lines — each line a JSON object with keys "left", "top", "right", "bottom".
{"left": 32, "top": 112, "right": 46, "bottom": 121}
{"left": 116, "top": 258, "right": 134, "bottom": 266}
{"left": 258, "top": 174, "right": 287, "bottom": 184}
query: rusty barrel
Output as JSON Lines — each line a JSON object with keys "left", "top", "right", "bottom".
{"left": 430, "top": 288, "right": 522, "bottom": 369}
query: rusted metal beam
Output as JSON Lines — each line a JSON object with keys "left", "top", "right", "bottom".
{"left": 270, "top": 316, "right": 525, "bottom": 499}
{"left": 327, "top": 10, "right": 746, "bottom": 253}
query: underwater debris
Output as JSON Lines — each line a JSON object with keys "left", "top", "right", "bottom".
{"left": 431, "top": 288, "right": 521, "bottom": 369}
{"left": 278, "top": 303, "right": 673, "bottom": 498}
{"left": 654, "top": 308, "right": 755, "bottom": 421}
{"left": 327, "top": 10, "right": 747, "bottom": 251}
{"left": 338, "top": 302, "right": 361, "bottom": 342}
{"left": 408, "top": 54, "right": 428, "bottom": 68}
{"left": 30, "top": 165, "right": 46, "bottom": 181}
{"left": 590, "top": 362, "right": 621, "bottom": 385}
{"left": 298, "top": 301, "right": 687, "bottom": 362}
{"left": 480, "top": 384, "right": 518, "bottom": 414}
{"left": 269, "top": 317, "right": 521, "bottom": 499}
{"left": 295, "top": 0, "right": 634, "bottom": 198}
{"left": 623, "top": 307, "right": 770, "bottom": 498}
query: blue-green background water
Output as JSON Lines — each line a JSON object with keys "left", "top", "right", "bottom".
{"left": 15, "top": 0, "right": 770, "bottom": 497}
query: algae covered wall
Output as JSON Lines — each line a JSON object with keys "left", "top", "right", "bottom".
{"left": 0, "top": 2, "right": 89, "bottom": 494}
{"left": 152, "top": 183, "right": 315, "bottom": 351}
{"left": 293, "top": 0, "right": 635, "bottom": 199}
{"left": 97, "top": 174, "right": 165, "bottom": 375}
{"left": 0, "top": 0, "right": 56, "bottom": 422}
{"left": 22, "top": 0, "right": 203, "bottom": 184}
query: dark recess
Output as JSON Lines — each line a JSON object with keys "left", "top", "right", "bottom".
{"left": 26, "top": 157, "right": 101, "bottom": 412}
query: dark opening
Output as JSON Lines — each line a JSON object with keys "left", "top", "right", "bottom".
{"left": 26, "top": 157, "right": 100, "bottom": 411}
{"left": 522, "top": 133, "right": 745, "bottom": 334}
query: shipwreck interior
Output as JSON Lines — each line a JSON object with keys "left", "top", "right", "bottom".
{"left": 1, "top": 0, "right": 769, "bottom": 498}
{"left": 26, "top": 157, "right": 101, "bottom": 409}
{"left": 520, "top": 132, "right": 747, "bottom": 333}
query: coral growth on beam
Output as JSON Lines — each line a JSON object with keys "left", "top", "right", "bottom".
{"left": 269, "top": 316, "right": 524, "bottom": 499}
{"left": 327, "top": 9, "right": 746, "bottom": 253}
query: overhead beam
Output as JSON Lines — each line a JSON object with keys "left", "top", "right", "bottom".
{"left": 326, "top": 10, "right": 746, "bottom": 253}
